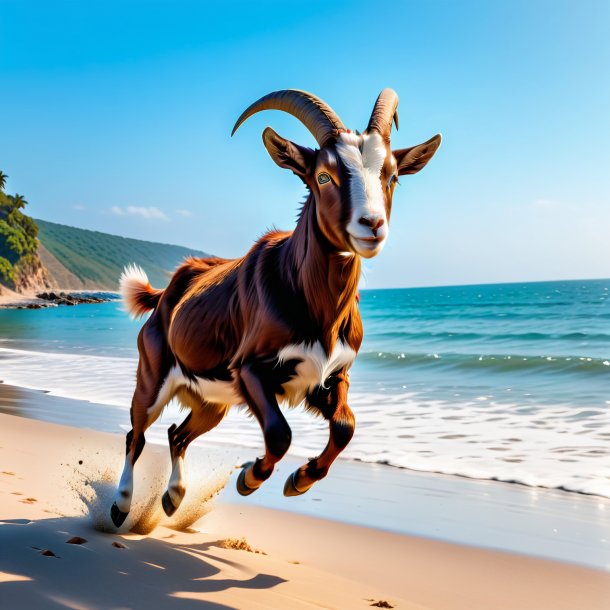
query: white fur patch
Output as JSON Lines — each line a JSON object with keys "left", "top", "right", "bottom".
{"left": 150, "top": 365, "right": 242, "bottom": 408}
{"left": 146, "top": 366, "right": 184, "bottom": 417}
{"left": 335, "top": 132, "right": 389, "bottom": 247}
{"left": 277, "top": 341, "right": 356, "bottom": 406}
{"left": 136, "top": 342, "right": 355, "bottom": 417}
{"left": 115, "top": 458, "right": 134, "bottom": 512}
{"left": 167, "top": 456, "right": 185, "bottom": 504}
{"left": 188, "top": 376, "right": 242, "bottom": 405}
{"left": 140, "top": 367, "right": 242, "bottom": 433}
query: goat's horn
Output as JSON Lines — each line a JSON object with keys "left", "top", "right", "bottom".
{"left": 366, "top": 88, "right": 399, "bottom": 142}
{"left": 231, "top": 89, "right": 346, "bottom": 147}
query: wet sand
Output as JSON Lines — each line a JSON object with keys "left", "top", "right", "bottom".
{"left": 0, "top": 381, "right": 609, "bottom": 570}
{"left": 1, "top": 403, "right": 610, "bottom": 608}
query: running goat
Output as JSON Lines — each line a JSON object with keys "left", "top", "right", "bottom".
{"left": 111, "top": 88, "right": 441, "bottom": 527}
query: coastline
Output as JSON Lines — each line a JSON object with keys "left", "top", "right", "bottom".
{"left": 0, "top": 288, "right": 48, "bottom": 309}
{"left": 1, "top": 412, "right": 609, "bottom": 609}
{"left": 1, "top": 381, "right": 609, "bottom": 572}
{"left": 0, "top": 289, "right": 117, "bottom": 309}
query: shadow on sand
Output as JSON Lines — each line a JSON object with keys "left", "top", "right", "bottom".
{"left": 0, "top": 515, "right": 285, "bottom": 610}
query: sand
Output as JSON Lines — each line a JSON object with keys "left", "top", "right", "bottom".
{"left": 0, "top": 288, "right": 48, "bottom": 308}
{"left": 1, "top": 413, "right": 609, "bottom": 610}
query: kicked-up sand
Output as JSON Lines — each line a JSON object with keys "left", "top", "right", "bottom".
{"left": 1, "top": 412, "right": 610, "bottom": 609}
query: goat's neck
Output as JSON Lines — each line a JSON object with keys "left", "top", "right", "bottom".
{"left": 284, "top": 193, "right": 361, "bottom": 352}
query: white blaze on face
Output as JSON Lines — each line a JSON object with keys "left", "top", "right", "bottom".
{"left": 335, "top": 131, "right": 389, "bottom": 255}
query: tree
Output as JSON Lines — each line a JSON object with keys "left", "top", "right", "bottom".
{"left": 0, "top": 256, "right": 15, "bottom": 285}
{"left": 0, "top": 171, "right": 43, "bottom": 291}
{"left": 12, "top": 194, "right": 27, "bottom": 210}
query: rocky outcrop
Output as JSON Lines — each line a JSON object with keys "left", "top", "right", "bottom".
{"left": 13, "top": 253, "right": 55, "bottom": 293}
{"left": 36, "top": 291, "right": 110, "bottom": 306}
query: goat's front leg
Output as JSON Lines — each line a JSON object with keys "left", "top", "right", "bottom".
{"left": 284, "top": 370, "right": 355, "bottom": 496}
{"left": 236, "top": 361, "right": 292, "bottom": 495}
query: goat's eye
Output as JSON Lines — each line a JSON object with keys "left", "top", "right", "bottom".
{"left": 317, "top": 172, "right": 331, "bottom": 185}
{"left": 387, "top": 174, "right": 398, "bottom": 189}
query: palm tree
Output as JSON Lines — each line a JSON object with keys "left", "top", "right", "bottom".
{"left": 0, "top": 171, "right": 7, "bottom": 192}
{"left": 12, "top": 194, "right": 27, "bottom": 210}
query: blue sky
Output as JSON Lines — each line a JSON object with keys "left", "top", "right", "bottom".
{"left": 1, "top": 0, "right": 608, "bottom": 288}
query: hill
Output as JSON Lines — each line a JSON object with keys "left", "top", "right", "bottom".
{"left": 36, "top": 219, "right": 211, "bottom": 290}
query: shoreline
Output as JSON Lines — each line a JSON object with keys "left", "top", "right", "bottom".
{"left": 0, "top": 381, "right": 609, "bottom": 572}
{"left": 0, "top": 288, "right": 119, "bottom": 309}
{"left": 0, "top": 287, "right": 48, "bottom": 309}
{"left": 1, "top": 412, "right": 609, "bottom": 609}
{"left": 0, "top": 341, "right": 607, "bottom": 499}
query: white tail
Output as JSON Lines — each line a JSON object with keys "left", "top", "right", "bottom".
{"left": 119, "top": 264, "right": 160, "bottom": 318}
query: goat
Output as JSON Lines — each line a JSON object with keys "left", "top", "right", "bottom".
{"left": 110, "top": 89, "right": 441, "bottom": 527}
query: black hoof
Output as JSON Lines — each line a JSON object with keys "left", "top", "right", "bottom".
{"left": 283, "top": 471, "right": 310, "bottom": 497}
{"left": 162, "top": 491, "right": 178, "bottom": 517}
{"left": 110, "top": 502, "right": 128, "bottom": 528}
{"left": 236, "top": 462, "right": 258, "bottom": 496}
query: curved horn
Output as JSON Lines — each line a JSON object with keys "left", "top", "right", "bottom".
{"left": 366, "top": 88, "right": 399, "bottom": 142}
{"left": 231, "top": 89, "right": 346, "bottom": 147}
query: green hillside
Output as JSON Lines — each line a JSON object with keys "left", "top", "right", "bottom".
{"left": 36, "top": 219, "right": 211, "bottom": 290}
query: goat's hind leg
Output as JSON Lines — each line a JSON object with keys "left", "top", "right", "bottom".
{"left": 111, "top": 426, "right": 146, "bottom": 527}
{"left": 110, "top": 329, "right": 174, "bottom": 527}
{"left": 162, "top": 394, "right": 227, "bottom": 517}
{"left": 110, "top": 384, "right": 170, "bottom": 527}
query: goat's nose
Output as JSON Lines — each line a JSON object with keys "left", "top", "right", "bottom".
{"left": 358, "top": 215, "right": 385, "bottom": 235}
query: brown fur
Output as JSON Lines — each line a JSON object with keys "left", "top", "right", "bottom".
{"left": 111, "top": 89, "right": 440, "bottom": 522}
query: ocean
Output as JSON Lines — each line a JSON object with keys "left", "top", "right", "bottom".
{"left": 0, "top": 279, "right": 608, "bottom": 498}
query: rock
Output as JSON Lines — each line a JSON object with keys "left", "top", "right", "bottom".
{"left": 35, "top": 291, "right": 111, "bottom": 306}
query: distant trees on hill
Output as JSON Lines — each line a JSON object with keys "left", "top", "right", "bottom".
{"left": 0, "top": 171, "right": 42, "bottom": 288}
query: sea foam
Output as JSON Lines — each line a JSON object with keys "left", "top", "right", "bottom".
{"left": 0, "top": 345, "right": 608, "bottom": 498}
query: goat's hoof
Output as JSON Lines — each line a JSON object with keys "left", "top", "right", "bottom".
{"left": 110, "top": 502, "right": 128, "bottom": 528}
{"left": 283, "top": 471, "right": 311, "bottom": 497}
{"left": 162, "top": 491, "right": 178, "bottom": 517}
{"left": 236, "top": 462, "right": 258, "bottom": 496}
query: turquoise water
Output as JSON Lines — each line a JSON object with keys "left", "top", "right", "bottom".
{"left": 0, "top": 279, "right": 608, "bottom": 496}
{"left": 359, "top": 279, "right": 610, "bottom": 407}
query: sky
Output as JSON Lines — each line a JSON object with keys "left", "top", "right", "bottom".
{"left": 1, "top": 0, "right": 608, "bottom": 288}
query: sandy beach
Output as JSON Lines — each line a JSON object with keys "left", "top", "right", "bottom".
{"left": 0, "top": 289, "right": 47, "bottom": 309}
{"left": 1, "top": 406, "right": 609, "bottom": 610}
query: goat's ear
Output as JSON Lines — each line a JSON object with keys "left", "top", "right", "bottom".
{"left": 262, "top": 127, "right": 315, "bottom": 179}
{"left": 393, "top": 134, "right": 442, "bottom": 176}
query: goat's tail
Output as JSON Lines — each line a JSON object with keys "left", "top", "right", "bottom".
{"left": 119, "top": 264, "right": 163, "bottom": 318}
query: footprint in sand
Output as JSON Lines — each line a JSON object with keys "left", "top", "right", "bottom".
{"left": 19, "top": 497, "right": 37, "bottom": 504}
{"left": 66, "top": 536, "right": 88, "bottom": 545}
{"left": 112, "top": 541, "right": 127, "bottom": 549}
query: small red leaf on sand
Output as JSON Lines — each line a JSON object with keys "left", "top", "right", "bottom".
{"left": 66, "top": 536, "right": 88, "bottom": 545}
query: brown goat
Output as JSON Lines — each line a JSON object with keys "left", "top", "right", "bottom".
{"left": 110, "top": 89, "right": 441, "bottom": 527}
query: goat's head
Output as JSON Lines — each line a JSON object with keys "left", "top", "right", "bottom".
{"left": 232, "top": 89, "right": 441, "bottom": 259}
